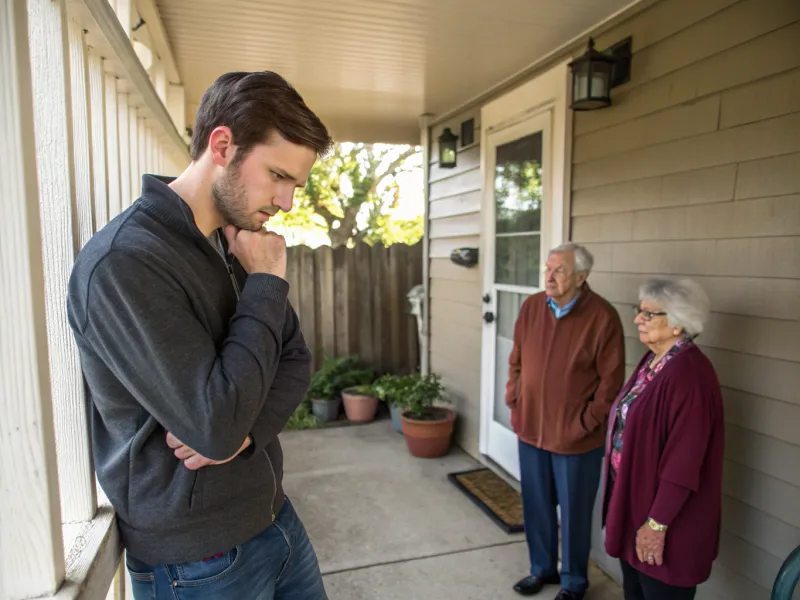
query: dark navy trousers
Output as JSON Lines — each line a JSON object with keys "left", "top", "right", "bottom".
{"left": 518, "top": 440, "right": 604, "bottom": 595}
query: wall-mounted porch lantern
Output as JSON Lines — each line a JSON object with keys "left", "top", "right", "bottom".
{"left": 569, "top": 37, "right": 632, "bottom": 110}
{"left": 438, "top": 127, "right": 459, "bottom": 168}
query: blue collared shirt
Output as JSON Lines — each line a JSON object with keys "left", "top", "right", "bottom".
{"left": 547, "top": 294, "right": 579, "bottom": 319}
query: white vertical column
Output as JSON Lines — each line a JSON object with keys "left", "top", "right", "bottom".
{"left": 117, "top": 92, "right": 131, "bottom": 208}
{"left": 0, "top": 1, "right": 65, "bottom": 596}
{"left": 114, "top": 0, "right": 132, "bottom": 38}
{"left": 128, "top": 106, "right": 139, "bottom": 202}
{"left": 105, "top": 74, "right": 121, "bottom": 218}
{"left": 156, "top": 140, "right": 164, "bottom": 174}
{"left": 144, "top": 127, "right": 152, "bottom": 174}
{"left": 137, "top": 116, "right": 147, "bottom": 188}
{"left": 152, "top": 54, "right": 167, "bottom": 103}
{"left": 27, "top": 0, "right": 95, "bottom": 529}
{"left": 67, "top": 17, "right": 96, "bottom": 245}
{"left": 89, "top": 49, "right": 108, "bottom": 229}
{"left": 166, "top": 83, "right": 185, "bottom": 136}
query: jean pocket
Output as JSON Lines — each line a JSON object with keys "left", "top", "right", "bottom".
{"left": 173, "top": 545, "right": 242, "bottom": 586}
{"left": 126, "top": 558, "right": 156, "bottom": 600}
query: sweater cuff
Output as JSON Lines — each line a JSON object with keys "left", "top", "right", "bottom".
{"left": 648, "top": 479, "right": 692, "bottom": 526}
{"left": 244, "top": 273, "right": 290, "bottom": 303}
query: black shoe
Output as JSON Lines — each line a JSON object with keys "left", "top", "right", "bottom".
{"left": 513, "top": 574, "right": 560, "bottom": 596}
{"left": 555, "top": 589, "right": 585, "bottom": 600}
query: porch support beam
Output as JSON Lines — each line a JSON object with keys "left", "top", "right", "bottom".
{"left": 135, "top": 0, "right": 181, "bottom": 84}
{"left": 419, "top": 113, "right": 433, "bottom": 375}
{"left": 88, "top": 49, "right": 109, "bottom": 229}
{"left": 167, "top": 83, "right": 186, "bottom": 141}
{"left": 104, "top": 73, "right": 122, "bottom": 218}
{"left": 75, "top": 0, "right": 189, "bottom": 160}
{"left": 28, "top": 0, "right": 98, "bottom": 528}
{"left": 0, "top": 0, "right": 65, "bottom": 596}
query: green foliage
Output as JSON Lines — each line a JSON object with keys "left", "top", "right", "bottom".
{"left": 307, "top": 355, "right": 374, "bottom": 400}
{"left": 372, "top": 373, "right": 445, "bottom": 420}
{"left": 270, "top": 142, "right": 422, "bottom": 247}
{"left": 285, "top": 402, "right": 320, "bottom": 431}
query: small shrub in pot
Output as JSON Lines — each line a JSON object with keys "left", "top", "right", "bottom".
{"left": 308, "top": 355, "right": 373, "bottom": 423}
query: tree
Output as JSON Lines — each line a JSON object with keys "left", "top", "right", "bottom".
{"left": 270, "top": 142, "right": 423, "bottom": 247}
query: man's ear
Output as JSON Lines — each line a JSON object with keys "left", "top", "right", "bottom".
{"left": 576, "top": 271, "right": 588, "bottom": 287}
{"left": 208, "top": 126, "right": 235, "bottom": 167}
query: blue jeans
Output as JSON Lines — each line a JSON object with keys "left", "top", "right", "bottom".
{"left": 518, "top": 441, "right": 603, "bottom": 595}
{"left": 126, "top": 497, "right": 327, "bottom": 600}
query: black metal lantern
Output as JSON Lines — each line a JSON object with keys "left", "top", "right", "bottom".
{"left": 438, "top": 127, "right": 458, "bottom": 168}
{"left": 569, "top": 38, "right": 617, "bottom": 110}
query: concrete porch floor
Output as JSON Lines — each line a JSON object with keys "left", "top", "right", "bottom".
{"left": 280, "top": 420, "right": 623, "bottom": 600}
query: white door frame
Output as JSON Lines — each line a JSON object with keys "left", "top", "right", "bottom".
{"left": 478, "top": 58, "right": 573, "bottom": 478}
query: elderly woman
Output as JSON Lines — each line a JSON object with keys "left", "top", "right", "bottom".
{"left": 602, "top": 279, "right": 725, "bottom": 600}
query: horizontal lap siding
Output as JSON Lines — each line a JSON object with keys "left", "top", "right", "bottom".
{"left": 428, "top": 111, "right": 484, "bottom": 455}
{"left": 572, "top": 0, "right": 800, "bottom": 597}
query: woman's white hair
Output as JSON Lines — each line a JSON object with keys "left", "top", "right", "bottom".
{"left": 639, "top": 278, "right": 711, "bottom": 337}
{"left": 549, "top": 242, "right": 594, "bottom": 275}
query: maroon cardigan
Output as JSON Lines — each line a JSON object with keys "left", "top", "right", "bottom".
{"left": 602, "top": 343, "right": 725, "bottom": 587}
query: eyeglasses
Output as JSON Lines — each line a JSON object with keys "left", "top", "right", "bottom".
{"left": 632, "top": 306, "right": 667, "bottom": 321}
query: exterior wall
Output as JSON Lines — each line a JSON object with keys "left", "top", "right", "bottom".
{"left": 573, "top": 1, "right": 800, "bottom": 598}
{"left": 427, "top": 110, "right": 484, "bottom": 454}
{"left": 424, "top": 0, "right": 800, "bottom": 596}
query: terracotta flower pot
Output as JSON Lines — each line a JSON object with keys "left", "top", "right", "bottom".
{"left": 400, "top": 407, "right": 456, "bottom": 458}
{"left": 341, "top": 388, "right": 379, "bottom": 422}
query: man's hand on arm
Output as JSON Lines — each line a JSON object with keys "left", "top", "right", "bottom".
{"left": 167, "top": 431, "right": 252, "bottom": 470}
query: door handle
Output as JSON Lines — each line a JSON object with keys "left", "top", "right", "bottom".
{"left": 482, "top": 293, "right": 491, "bottom": 303}
{"left": 483, "top": 311, "right": 495, "bottom": 324}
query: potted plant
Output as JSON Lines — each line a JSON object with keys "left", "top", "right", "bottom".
{"left": 341, "top": 383, "right": 380, "bottom": 423}
{"left": 373, "top": 373, "right": 415, "bottom": 434}
{"left": 399, "top": 374, "right": 455, "bottom": 458}
{"left": 307, "top": 355, "right": 374, "bottom": 423}
{"left": 307, "top": 362, "right": 340, "bottom": 423}
{"left": 375, "top": 373, "right": 455, "bottom": 457}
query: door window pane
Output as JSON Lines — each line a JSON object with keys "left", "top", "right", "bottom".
{"left": 494, "top": 132, "right": 543, "bottom": 235}
{"left": 495, "top": 234, "right": 540, "bottom": 287}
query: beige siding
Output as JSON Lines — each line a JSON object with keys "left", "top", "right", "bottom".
{"left": 424, "top": 1, "right": 799, "bottom": 594}
{"left": 572, "top": 1, "right": 800, "bottom": 597}
{"left": 428, "top": 109, "right": 484, "bottom": 453}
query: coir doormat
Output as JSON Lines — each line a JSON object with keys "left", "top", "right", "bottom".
{"left": 447, "top": 467, "right": 524, "bottom": 533}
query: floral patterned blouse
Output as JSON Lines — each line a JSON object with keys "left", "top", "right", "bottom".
{"left": 609, "top": 337, "right": 691, "bottom": 479}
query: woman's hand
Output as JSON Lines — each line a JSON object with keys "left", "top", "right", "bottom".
{"left": 636, "top": 522, "right": 666, "bottom": 566}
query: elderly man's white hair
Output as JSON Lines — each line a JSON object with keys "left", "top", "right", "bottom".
{"left": 639, "top": 278, "right": 710, "bottom": 338}
{"left": 549, "top": 242, "right": 594, "bottom": 275}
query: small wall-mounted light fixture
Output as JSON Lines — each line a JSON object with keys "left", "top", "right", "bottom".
{"left": 569, "top": 37, "right": 632, "bottom": 111}
{"left": 438, "top": 127, "right": 459, "bottom": 168}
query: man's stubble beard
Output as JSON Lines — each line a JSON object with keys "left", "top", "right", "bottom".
{"left": 211, "top": 162, "right": 261, "bottom": 232}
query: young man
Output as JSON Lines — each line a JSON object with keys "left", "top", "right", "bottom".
{"left": 67, "top": 71, "right": 333, "bottom": 599}
{"left": 506, "top": 243, "right": 625, "bottom": 600}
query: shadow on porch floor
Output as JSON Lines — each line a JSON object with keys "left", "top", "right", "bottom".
{"left": 280, "top": 420, "right": 622, "bottom": 600}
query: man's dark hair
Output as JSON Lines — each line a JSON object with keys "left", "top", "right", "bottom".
{"left": 190, "top": 71, "right": 333, "bottom": 161}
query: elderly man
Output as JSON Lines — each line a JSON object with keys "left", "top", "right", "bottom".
{"left": 507, "top": 242, "right": 625, "bottom": 600}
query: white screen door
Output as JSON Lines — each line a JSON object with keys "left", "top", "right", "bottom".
{"left": 479, "top": 110, "right": 552, "bottom": 480}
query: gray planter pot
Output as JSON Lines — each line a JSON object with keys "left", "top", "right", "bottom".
{"left": 390, "top": 405, "right": 404, "bottom": 434}
{"left": 311, "top": 398, "right": 341, "bottom": 423}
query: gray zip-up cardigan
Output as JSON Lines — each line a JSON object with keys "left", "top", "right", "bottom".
{"left": 67, "top": 175, "right": 310, "bottom": 565}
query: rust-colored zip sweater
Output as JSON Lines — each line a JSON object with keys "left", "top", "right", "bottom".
{"left": 505, "top": 284, "right": 625, "bottom": 454}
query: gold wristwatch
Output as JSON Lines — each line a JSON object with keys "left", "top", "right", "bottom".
{"left": 647, "top": 517, "right": 668, "bottom": 532}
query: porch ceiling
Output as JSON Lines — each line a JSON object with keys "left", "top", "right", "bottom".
{"left": 155, "top": 0, "right": 633, "bottom": 144}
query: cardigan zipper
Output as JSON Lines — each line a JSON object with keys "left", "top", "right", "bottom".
{"left": 214, "top": 232, "right": 276, "bottom": 521}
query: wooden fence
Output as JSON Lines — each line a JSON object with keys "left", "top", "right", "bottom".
{"left": 285, "top": 241, "right": 424, "bottom": 374}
